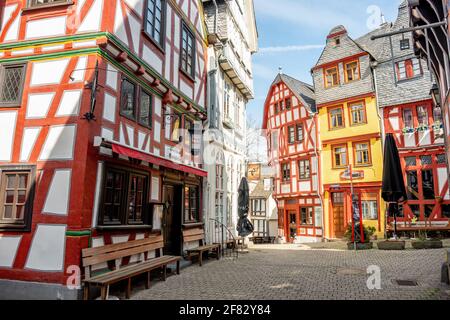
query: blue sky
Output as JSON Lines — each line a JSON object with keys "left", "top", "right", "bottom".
{"left": 247, "top": 0, "right": 406, "bottom": 126}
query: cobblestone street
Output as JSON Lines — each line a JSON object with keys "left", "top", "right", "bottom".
{"left": 131, "top": 244, "right": 450, "bottom": 300}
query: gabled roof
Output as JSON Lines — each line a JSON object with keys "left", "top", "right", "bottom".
{"left": 355, "top": 23, "right": 392, "bottom": 61}
{"left": 262, "top": 73, "right": 316, "bottom": 130}
{"left": 250, "top": 180, "right": 272, "bottom": 199}
{"left": 272, "top": 73, "right": 316, "bottom": 112}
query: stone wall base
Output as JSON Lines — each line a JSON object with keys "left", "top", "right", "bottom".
{"left": 0, "top": 279, "right": 81, "bottom": 300}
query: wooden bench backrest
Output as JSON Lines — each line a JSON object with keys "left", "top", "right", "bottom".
{"left": 182, "top": 228, "right": 205, "bottom": 244}
{"left": 82, "top": 235, "right": 164, "bottom": 268}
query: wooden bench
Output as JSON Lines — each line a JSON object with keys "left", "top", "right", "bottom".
{"left": 183, "top": 228, "right": 220, "bottom": 266}
{"left": 82, "top": 235, "right": 181, "bottom": 300}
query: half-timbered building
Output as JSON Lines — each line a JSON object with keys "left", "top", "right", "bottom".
{"left": 365, "top": 1, "right": 450, "bottom": 232}
{"left": 201, "top": 0, "right": 258, "bottom": 239}
{"left": 0, "top": 0, "right": 208, "bottom": 299}
{"left": 263, "top": 73, "right": 323, "bottom": 243}
{"left": 312, "top": 25, "right": 385, "bottom": 240}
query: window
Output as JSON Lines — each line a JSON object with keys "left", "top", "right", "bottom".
{"left": 362, "top": 201, "right": 378, "bottom": 220}
{"left": 422, "top": 169, "right": 434, "bottom": 200}
{"left": 171, "top": 113, "right": 181, "bottom": 142}
{"left": 417, "top": 106, "right": 428, "bottom": 126}
{"left": 215, "top": 192, "right": 224, "bottom": 224}
{"left": 406, "top": 171, "right": 419, "bottom": 200}
{"left": 298, "top": 160, "right": 310, "bottom": 180}
{"left": 279, "top": 100, "right": 284, "bottom": 112}
{"left": 350, "top": 102, "right": 365, "bottom": 125}
{"left": 403, "top": 109, "right": 413, "bottom": 128}
{"left": 224, "top": 81, "right": 231, "bottom": 120}
{"left": 274, "top": 102, "right": 279, "bottom": 115}
{"left": 184, "top": 185, "right": 199, "bottom": 223}
{"left": 296, "top": 125, "right": 304, "bottom": 142}
{"left": 0, "top": 166, "right": 35, "bottom": 231}
{"left": 333, "top": 145, "right": 347, "bottom": 168}
{"left": 300, "top": 207, "right": 313, "bottom": 225}
{"left": 334, "top": 38, "right": 341, "bottom": 46}
{"left": 282, "top": 163, "right": 291, "bottom": 182}
{"left": 345, "top": 61, "right": 360, "bottom": 82}
{"left": 285, "top": 98, "right": 291, "bottom": 110}
{"left": 437, "top": 154, "right": 447, "bottom": 165}
{"left": 420, "top": 155, "right": 432, "bottom": 166}
{"left": 329, "top": 107, "right": 344, "bottom": 129}
{"left": 138, "top": 90, "right": 152, "bottom": 128}
{"left": 0, "top": 63, "right": 26, "bottom": 107}
{"left": 405, "top": 156, "right": 417, "bottom": 167}
{"left": 185, "top": 120, "right": 195, "bottom": 156}
{"left": 252, "top": 219, "right": 267, "bottom": 237}
{"left": 27, "top": 0, "right": 69, "bottom": 7}
{"left": 120, "top": 78, "right": 136, "bottom": 120}
{"left": 251, "top": 199, "right": 266, "bottom": 216}
{"left": 145, "top": 0, "right": 165, "bottom": 48}
{"left": 396, "top": 58, "right": 422, "bottom": 80}
{"left": 400, "top": 39, "right": 410, "bottom": 50}
{"left": 180, "top": 23, "right": 195, "bottom": 78}
{"left": 288, "top": 126, "right": 295, "bottom": 144}
{"left": 99, "top": 166, "right": 149, "bottom": 227}
{"left": 354, "top": 142, "right": 371, "bottom": 166}
{"left": 325, "top": 66, "right": 339, "bottom": 88}
{"left": 216, "top": 163, "right": 224, "bottom": 191}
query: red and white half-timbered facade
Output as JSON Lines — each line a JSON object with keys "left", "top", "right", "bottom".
{"left": 0, "top": 0, "right": 208, "bottom": 299}
{"left": 263, "top": 74, "right": 323, "bottom": 243}
{"left": 383, "top": 100, "right": 450, "bottom": 230}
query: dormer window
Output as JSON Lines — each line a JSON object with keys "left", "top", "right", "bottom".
{"left": 325, "top": 66, "right": 339, "bottom": 88}
{"left": 335, "top": 38, "right": 341, "bottom": 46}
{"left": 400, "top": 39, "right": 410, "bottom": 50}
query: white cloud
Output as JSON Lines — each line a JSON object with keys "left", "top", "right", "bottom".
{"left": 253, "top": 63, "right": 277, "bottom": 80}
{"left": 259, "top": 44, "right": 324, "bottom": 54}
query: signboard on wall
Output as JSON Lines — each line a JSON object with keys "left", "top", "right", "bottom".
{"left": 248, "top": 164, "right": 261, "bottom": 181}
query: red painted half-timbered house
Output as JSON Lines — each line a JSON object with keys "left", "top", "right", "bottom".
{"left": 263, "top": 73, "right": 323, "bottom": 243}
{"left": 0, "top": 0, "right": 208, "bottom": 299}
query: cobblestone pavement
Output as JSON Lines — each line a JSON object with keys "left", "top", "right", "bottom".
{"left": 131, "top": 245, "right": 450, "bottom": 300}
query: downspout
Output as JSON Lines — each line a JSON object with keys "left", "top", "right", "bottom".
{"left": 310, "top": 110, "right": 326, "bottom": 242}
{"left": 372, "top": 63, "right": 388, "bottom": 240}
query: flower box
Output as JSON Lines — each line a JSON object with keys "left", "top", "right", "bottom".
{"left": 411, "top": 239, "right": 443, "bottom": 250}
{"left": 377, "top": 240, "right": 406, "bottom": 250}
{"left": 347, "top": 242, "right": 373, "bottom": 250}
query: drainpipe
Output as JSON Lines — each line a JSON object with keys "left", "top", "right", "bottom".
{"left": 310, "top": 111, "right": 326, "bottom": 242}
{"left": 372, "top": 64, "right": 388, "bottom": 240}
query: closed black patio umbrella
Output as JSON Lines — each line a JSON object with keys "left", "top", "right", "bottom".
{"left": 382, "top": 134, "right": 407, "bottom": 237}
{"left": 237, "top": 177, "right": 254, "bottom": 237}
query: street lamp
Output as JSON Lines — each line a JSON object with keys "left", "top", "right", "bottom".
{"left": 430, "top": 83, "right": 442, "bottom": 120}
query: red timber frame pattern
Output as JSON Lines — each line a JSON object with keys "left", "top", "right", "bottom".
{"left": 383, "top": 99, "right": 450, "bottom": 230}
{"left": 263, "top": 80, "right": 322, "bottom": 241}
{"left": 0, "top": 0, "right": 207, "bottom": 288}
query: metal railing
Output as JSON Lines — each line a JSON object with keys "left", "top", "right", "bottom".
{"left": 208, "top": 218, "right": 239, "bottom": 260}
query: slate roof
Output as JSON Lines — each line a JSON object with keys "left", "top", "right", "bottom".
{"left": 250, "top": 180, "right": 272, "bottom": 199}
{"left": 272, "top": 73, "right": 316, "bottom": 113}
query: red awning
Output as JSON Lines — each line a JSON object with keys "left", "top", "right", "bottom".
{"left": 111, "top": 143, "right": 208, "bottom": 177}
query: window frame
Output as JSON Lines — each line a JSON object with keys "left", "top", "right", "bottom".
{"left": 138, "top": 89, "right": 153, "bottom": 129}
{"left": 287, "top": 126, "right": 295, "bottom": 144}
{"left": 396, "top": 58, "right": 423, "bottom": 81}
{"left": 328, "top": 106, "right": 345, "bottom": 130}
{"left": 353, "top": 141, "right": 372, "bottom": 166}
{"left": 98, "top": 165, "right": 151, "bottom": 229}
{"left": 296, "top": 124, "right": 304, "bottom": 142}
{"left": 251, "top": 198, "right": 266, "bottom": 217}
{"left": 348, "top": 101, "right": 367, "bottom": 126}
{"left": 300, "top": 207, "right": 314, "bottom": 226}
{"left": 298, "top": 159, "right": 311, "bottom": 180}
{"left": 324, "top": 66, "right": 340, "bottom": 88}
{"left": 184, "top": 184, "right": 200, "bottom": 223}
{"left": 143, "top": 0, "right": 167, "bottom": 51}
{"left": 0, "top": 165, "right": 36, "bottom": 232}
{"left": 281, "top": 162, "right": 291, "bottom": 182}
{"left": 119, "top": 77, "right": 137, "bottom": 121}
{"left": 344, "top": 60, "right": 360, "bottom": 83}
{"left": 332, "top": 144, "right": 348, "bottom": 169}
{"left": 0, "top": 62, "right": 27, "bottom": 108}
{"left": 180, "top": 21, "right": 196, "bottom": 80}
{"left": 26, "top": 0, "right": 72, "bottom": 9}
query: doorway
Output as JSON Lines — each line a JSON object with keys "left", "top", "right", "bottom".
{"left": 162, "top": 184, "right": 182, "bottom": 255}
{"left": 288, "top": 211, "right": 297, "bottom": 242}
{"left": 332, "top": 193, "right": 345, "bottom": 238}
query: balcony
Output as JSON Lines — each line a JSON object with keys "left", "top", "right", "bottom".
{"left": 219, "top": 44, "right": 254, "bottom": 100}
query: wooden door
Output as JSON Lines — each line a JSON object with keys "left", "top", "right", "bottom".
{"left": 332, "top": 193, "right": 345, "bottom": 238}
{"left": 288, "top": 211, "right": 297, "bottom": 242}
{"left": 162, "top": 185, "right": 182, "bottom": 255}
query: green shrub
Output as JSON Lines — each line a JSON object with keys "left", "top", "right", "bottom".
{"left": 344, "top": 224, "right": 375, "bottom": 243}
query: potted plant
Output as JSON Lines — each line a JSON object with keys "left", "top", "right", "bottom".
{"left": 416, "top": 124, "right": 429, "bottom": 132}
{"left": 377, "top": 233, "right": 406, "bottom": 250}
{"left": 402, "top": 127, "right": 415, "bottom": 135}
{"left": 344, "top": 224, "right": 374, "bottom": 250}
{"left": 411, "top": 230, "right": 443, "bottom": 249}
